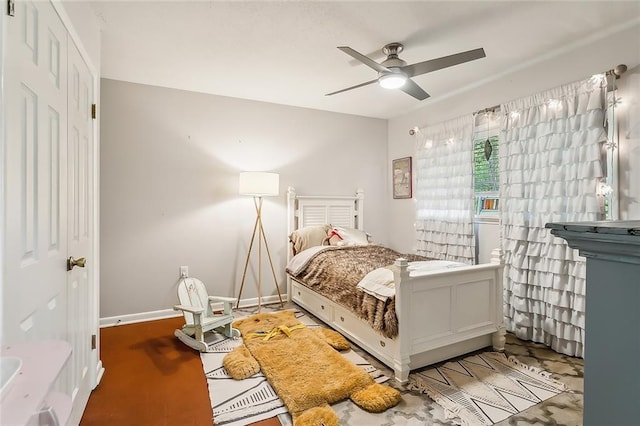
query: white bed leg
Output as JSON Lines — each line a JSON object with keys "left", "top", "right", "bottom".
{"left": 393, "top": 360, "right": 410, "bottom": 384}
{"left": 492, "top": 325, "right": 506, "bottom": 351}
{"left": 490, "top": 247, "right": 506, "bottom": 352}
{"left": 394, "top": 370, "right": 409, "bottom": 384}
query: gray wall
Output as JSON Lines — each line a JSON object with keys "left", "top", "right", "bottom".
{"left": 387, "top": 21, "right": 640, "bottom": 254}
{"left": 100, "top": 79, "right": 388, "bottom": 319}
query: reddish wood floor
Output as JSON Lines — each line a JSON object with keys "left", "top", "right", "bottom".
{"left": 80, "top": 317, "right": 280, "bottom": 425}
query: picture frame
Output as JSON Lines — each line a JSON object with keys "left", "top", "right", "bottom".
{"left": 392, "top": 156, "right": 412, "bottom": 199}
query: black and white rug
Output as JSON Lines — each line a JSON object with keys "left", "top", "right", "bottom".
{"left": 199, "top": 306, "right": 578, "bottom": 426}
{"left": 409, "top": 352, "right": 568, "bottom": 425}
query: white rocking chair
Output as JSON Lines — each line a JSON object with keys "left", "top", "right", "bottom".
{"left": 173, "top": 277, "right": 240, "bottom": 352}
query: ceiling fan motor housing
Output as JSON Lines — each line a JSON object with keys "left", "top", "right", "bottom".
{"left": 382, "top": 42, "right": 404, "bottom": 56}
{"left": 381, "top": 42, "right": 407, "bottom": 70}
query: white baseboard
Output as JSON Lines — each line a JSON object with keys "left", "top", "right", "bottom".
{"left": 99, "top": 294, "right": 288, "bottom": 328}
{"left": 234, "top": 294, "right": 286, "bottom": 310}
{"left": 100, "top": 309, "right": 181, "bottom": 328}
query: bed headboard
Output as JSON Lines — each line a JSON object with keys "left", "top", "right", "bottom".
{"left": 286, "top": 187, "right": 364, "bottom": 237}
{"left": 285, "top": 187, "right": 364, "bottom": 300}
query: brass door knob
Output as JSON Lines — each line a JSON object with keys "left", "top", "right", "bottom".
{"left": 67, "top": 256, "right": 86, "bottom": 271}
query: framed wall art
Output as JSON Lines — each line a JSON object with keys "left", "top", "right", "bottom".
{"left": 392, "top": 156, "right": 412, "bottom": 199}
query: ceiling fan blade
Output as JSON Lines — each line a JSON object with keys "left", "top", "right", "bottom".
{"left": 337, "top": 46, "right": 390, "bottom": 73}
{"left": 399, "top": 78, "right": 430, "bottom": 101}
{"left": 401, "top": 48, "right": 486, "bottom": 78}
{"left": 325, "top": 78, "right": 379, "bottom": 96}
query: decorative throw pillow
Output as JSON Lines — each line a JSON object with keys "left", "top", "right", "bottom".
{"left": 323, "top": 229, "right": 344, "bottom": 246}
{"left": 289, "top": 225, "right": 331, "bottom": 255}
{"left": 329, "top": 226, "right": 370, "bottom": 246}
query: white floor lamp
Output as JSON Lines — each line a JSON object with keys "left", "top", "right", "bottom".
{"left": 236, "top": 172, "right": 284, "bottom": 311}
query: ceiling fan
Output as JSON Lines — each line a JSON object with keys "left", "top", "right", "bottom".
{"left": 326, "top": 42, "right": 486, "bottom": 100}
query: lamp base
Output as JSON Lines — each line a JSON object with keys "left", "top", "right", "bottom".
{"left": 236, "top": 196, "right": 284, "bottom": 311}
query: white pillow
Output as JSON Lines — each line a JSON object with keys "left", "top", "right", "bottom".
{"left": 330, "top": 226, "right": 370, "bottom": 246}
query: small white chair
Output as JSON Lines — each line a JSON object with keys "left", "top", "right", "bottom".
{"left": 173, "top": 277, "right": 239, "bottom": 352}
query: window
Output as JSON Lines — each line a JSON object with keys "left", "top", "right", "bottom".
{"left": 473, "top": 112, "right": 501, "bottom": 218}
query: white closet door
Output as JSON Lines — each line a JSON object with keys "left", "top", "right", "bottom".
{"left": 4, "top": 0, "right": 69, "bottom": 348}
{"left": 4, "top": 0, "right": 96, "bottom": 421}
{"left": 65, "top": 38, "right": 95, "bottom": 423}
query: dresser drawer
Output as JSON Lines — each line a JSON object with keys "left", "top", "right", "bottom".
{"left": 291, "top": 282, "right": 333, "bottom": 323}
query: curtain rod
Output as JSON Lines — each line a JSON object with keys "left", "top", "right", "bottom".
{"left": 607, "top": 64, "right": 627, "bottom": 78}
{"left": 409, "top": 64, "right": 628, "bottom": 135}
{"left": 606, "top": 64, "right": 627, "bottom": 92}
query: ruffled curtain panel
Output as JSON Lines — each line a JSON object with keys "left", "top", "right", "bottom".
{"left": 500, "top": 78, "right": 607, "bottom": 357}
{"left": 415, "top": 115, "right": 475, "bottom": 264}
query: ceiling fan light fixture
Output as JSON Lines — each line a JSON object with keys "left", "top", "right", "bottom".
{"left": 379, "top": 71, "right": 407, "bottom": 89}
{"left": 328, "top": 43, "right": 484, "bottom": 100}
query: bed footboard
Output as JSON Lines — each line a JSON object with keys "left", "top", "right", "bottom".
{"left": 392, "top": 253, "right": 504, "bottom": 382}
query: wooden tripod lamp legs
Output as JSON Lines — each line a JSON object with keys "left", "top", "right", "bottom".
{"left": 236, "top": 196, "right": 284, "bottom": 311}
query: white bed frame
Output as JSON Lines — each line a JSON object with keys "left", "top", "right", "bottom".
{"left": 286, "top": 187, "right": 505, "bottom": 383}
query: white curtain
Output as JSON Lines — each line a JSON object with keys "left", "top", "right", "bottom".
{"left": 500, "top": 78, "right": 607, "bottom": 357}
{"left": 415, "top": 115, "right": 475, "bottom": 264}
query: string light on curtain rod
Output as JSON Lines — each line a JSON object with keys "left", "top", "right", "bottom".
{"left": 548, "top": 99, "right": 562, "bottom": 110}
{"left": 598, "top": 180, "right": 614, "bottom": 197}
{"left": 606, "top": 107, "right": 619, "bottom": 151}
{"left": 600, "top": 64, "right": 626, "bottom": 220}
{"left": 605, "top": 64, "right": 627, "bottom": 150}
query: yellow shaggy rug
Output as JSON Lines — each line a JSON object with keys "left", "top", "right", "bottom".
{"left": 222, "top": 310, "right": 401, "bottom": 425}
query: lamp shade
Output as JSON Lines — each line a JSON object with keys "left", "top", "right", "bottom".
{"left": 239, "top": 172, "right": 280, "bottom": 196}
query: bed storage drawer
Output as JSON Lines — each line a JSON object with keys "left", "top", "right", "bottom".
{"left": 332, "top": 304, "right": 397, "bottom": 362}
{"left": 291, "top": 281, "right": 333, "bottom": 323}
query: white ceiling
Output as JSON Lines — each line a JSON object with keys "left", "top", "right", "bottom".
{"left": 92, "top": 1, "right": 640, "bottom": 119}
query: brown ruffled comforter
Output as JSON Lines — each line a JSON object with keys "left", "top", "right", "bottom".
{"left": 287, "top": 245, "right": 428, "bottom": 339}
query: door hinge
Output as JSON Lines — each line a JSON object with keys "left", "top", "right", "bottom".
{"left": 8, "top": 0, "right": 15, "bottom": 16}
{"left": 91, "top": 334, "right": 97, "bottom": 350}
{"left": 91, "top": 104, "right": 96, "bottom": 119}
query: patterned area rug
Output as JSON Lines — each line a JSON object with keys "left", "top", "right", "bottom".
{"left": 199, "top": 305, "right": 578, "bottom": 425}
{"left": 409, "top": 352, "right": 568, "bottom": 426}
{"left": 200, "top": 308, "right": 388, "bottom": 426}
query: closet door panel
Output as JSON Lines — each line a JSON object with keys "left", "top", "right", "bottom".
{"left": 4, "top": 0, "right": 69, "bottom": 345}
